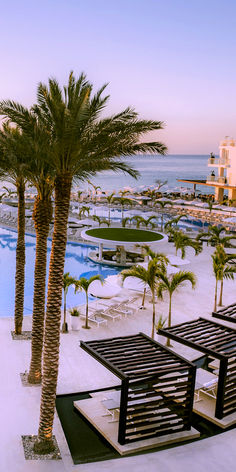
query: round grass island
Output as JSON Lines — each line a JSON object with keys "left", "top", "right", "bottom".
{"left": 81, "top": 227, "right": 167, "bottom": 266}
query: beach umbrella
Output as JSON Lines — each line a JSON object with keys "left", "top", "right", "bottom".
{"left": 88, "top": 279, "right": 121, "bottom": 298}
{"left": 123, "top": 276, "right": 148, "bottom": 292}
{"left": 224, "top": 216, "right": 236, "bottom": 224}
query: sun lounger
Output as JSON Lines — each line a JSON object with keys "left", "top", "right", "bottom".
{"left": 194, "top": 369, "right": 218, "bottom": 402}
{"left": 80, "top": 312, "right": 107, "bottom": 327}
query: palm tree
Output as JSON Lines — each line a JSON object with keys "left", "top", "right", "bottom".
{"left": 132, "top": 215, "right": 143, "bottom": 228}
{"left": 212, "top": 245, "right": 236, "bottom": 309}
{"left": 1, "top": 71, "right": 166, "bottom": 453}
{"left": 122, "top": 216, "right": 131, "bottom": 227}
{"left": 74, "top": 275, "right": 102, "bottom": 328}
{"left": 77, "top": 190, "right": 83, "bottom": 201}
{"left": 2, "top": 185, "right": 17, "bottom": 198}
{"left": 171, "top": 230, "right": 203, "bottom": 258}
{"left": 155, "top": 200, "right": 173, "bottom": 231}
{"left": 155, "top": 179, "right": 168, "bottom": 192}
{"left": 92, "top": 214, "right": 102, "bottom": 226}
{"left": 79, "top": 205, "right": 90, "bottom": 219}
{"left": 0, "top": 124, "right": 29, "bottom": 335}
{"left": 164, "top": 214, "right": 187, "bottom": 232}
{"left": 197, "top": 225, "right": 236, "bottom": 248}
{"left": 62, "top": 273, "right": 77, "bottom": 332}
{"left": 106, "top": 192, "right": 115, "bottom": 223}
{"left": 121, "top": 259, "right": 166, "bottom": 338}
{"left": 157, "top": 271, "right": 196, "bottom": 346}
{"left": 114, "top": 197, "right": 133, "bottom": 220}
{"left": 141, "top": 216, "right": 157, "bottom": 229}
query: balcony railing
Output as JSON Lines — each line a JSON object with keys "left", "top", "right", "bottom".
{"left": 208, "top": 157, "right": 230, "bottom": 167}
{"left": 207, "top": 175, "right": 227, "bottom": 184}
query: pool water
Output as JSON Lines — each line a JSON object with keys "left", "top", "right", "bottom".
{"left": 0, "top": 227, "right": 120, "bottom": 317}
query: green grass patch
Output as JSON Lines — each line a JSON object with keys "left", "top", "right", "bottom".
{"left": 86, "top": 228, "right": 163, "bottom": 242}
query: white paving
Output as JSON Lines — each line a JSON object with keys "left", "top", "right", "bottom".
{"left": 1, "top": 239, "right": 236, "bottom": 471}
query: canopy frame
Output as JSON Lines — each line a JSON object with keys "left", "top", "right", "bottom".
{"left": 159, "top": 318, "right": 236, "bottom": 419}
{"left": 81, "top": 332, "right": 196, "bottom": 445}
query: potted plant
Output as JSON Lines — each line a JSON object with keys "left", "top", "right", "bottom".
{"left": 69, "top": 308, "right": 80, "bottom": 331}
{"left": 155, "top": 315, "right": 167, "bottom": 343}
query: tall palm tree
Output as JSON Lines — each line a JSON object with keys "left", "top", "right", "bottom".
{"left": 157, "top": 271, "right": 196, "bottom": 346}
{"left": 197, "top": 225, "right": 236, "bottom": 248}
{"left": 75, "top": 275, "right": 102, "bottom": 328}
{"left": 121, "top": 259, "right": 166, "bottom": 338}
{"left": 155, "top": 200, "right": 173, "bottom": 231}
{"left": 62, "top": 273, "right": 77, "bottom": 332}
{"left": 1, "top": 71, "right": 166, "bottom": 453}
{"left": 212, "top": 245, "right": 236, "bottom": 309}
{"left": 171, "top": 230, "right": 203, "bottom": 258}
{"left": 0, "top": 124, "right": 29, "bottom": 335}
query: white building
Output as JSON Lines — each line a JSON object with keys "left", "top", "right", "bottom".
{"left": 178, "top": 137, "right": 236, "bottom": 205}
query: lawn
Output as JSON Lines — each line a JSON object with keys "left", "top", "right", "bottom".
{"left": 86, "top": 227, "right": 163, "bottom": 242}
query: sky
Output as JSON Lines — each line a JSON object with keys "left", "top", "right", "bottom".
{"left": 0, "top": 0, "right": 236, "bottom": 154}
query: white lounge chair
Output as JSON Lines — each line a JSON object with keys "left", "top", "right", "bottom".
{"left": 80, "top": 312, "right": 107, "bottom": 327}
{"left": 194, "top": 369, "right": 218, "bottom": 402}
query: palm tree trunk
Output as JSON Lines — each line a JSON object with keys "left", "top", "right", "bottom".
{"left": 166, "top": 294, "right": 172, "bottom": 347}
{"left": 28, "top": 196, "right": 53, "bottom": 384}
{"left": 151, "top": 290, "right": 156, "bottom": 339}
{"left": 14, "top": 180, "right": 25, "bottom": 335}
{"left": 161, "top": 213, "right": 164, "bottom": 232}
{"left": 84, "top": 291, "right": 89, "bottom": 329}
{"left": 214, "top": 279, "right": 218, "bottom": 311}
{"left": 141, "top": 288, "right": 146, "bottom": 308}
{"left": 218, "top": 279, "right": 223, "bottom": 307}
{"left": 34, "top": 173, "right": 72, "bottom": 454}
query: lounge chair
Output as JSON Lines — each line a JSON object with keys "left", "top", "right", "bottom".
{"left": 80, "top": 311, "right": 107, "bottom": 327}
{"left": 95, "top": 306, "right": 122, "bottom": 322}
{"left": 194, "top": 369, "right": 218, "bottom": 402}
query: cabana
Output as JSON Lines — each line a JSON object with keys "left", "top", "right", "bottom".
{"left": 76, "top": 333, "right": 197, "bottom": 452}
{"left": 159, "top": 318, "right": 236, "bottom": 422}
{"left": 213, "top": 302, "right": 236, "bottom": 324}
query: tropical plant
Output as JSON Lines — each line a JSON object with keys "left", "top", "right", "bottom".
{"left": 131, "top": 215, "right": 143, "bottom": 228}
{"left": 171, "top": 230, "right": 203, "bottom": 258}
{"left": 155, "top": 200, "right": 173, "bottom": 230}
{"left": 122, "top": 216, "right": 131, "bottom": 227}
{"left": 197, "top": 225, "right": 236, "bottom": 248}
{"left": 79, "top": 205, "right": 90, "bottom": 219}
{"left": 69, "top": 307, "right": 80, "bottom": 317}
{"left": 62, "top": 273, "right": 77, "bottom": 332}
{"left": 164, "top": 214, "right": 187, "bottom": 232}
{"left": 77, "top": 190, "right": 83, "bottom": 201}
{"left": 114, "top": 197, "right": 133, "bottom": 220}
{"left": 212, "top": 245, "right": 236, "bottom": 309}
{"left": 92, "top": 215, "right": 102, "bottom": 226}
{"left": 74, "top": 275, "right": 102, "bottom": 328}
{"left": 2, "top": 185, "right": 17, "bottom": 198}
{"left": 106, "top": 192, "right": 115, "bottom": 223}
{"left": 157, "top": 271, "right": 196, "bottom": 346}
{"left": 0, "top": 124, "right": 29, "bottom": 335}
{"left": 100, "top": 218, "right": 110, "bottom": 227}
{"left": 207, "top": 198, "right": 216, "bottom": 214}
{"left": 156, "top": 314, "right": 167, "bottom": 332}
{"left": 155, "top": 179, "right": 168, "bottom": 192}
{"left": 121, "top": 258, "right": 166, "bottom": 338}
{"left": 1, "top": 71, "right": 166, "bottom": 454}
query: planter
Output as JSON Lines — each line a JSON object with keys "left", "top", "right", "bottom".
{"left": 70, "top": 315, "right": 80, "bottom": 331}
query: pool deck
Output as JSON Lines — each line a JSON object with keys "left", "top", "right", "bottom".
{"left": 1, "top": 238, "right": 236, "bottom": 471}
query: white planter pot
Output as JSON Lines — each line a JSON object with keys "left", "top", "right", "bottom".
{"left": 70, "top": 316, "right": 80, "bottom": 331}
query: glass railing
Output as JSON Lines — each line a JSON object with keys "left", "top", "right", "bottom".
{"left": 207, "top": 175, "right": 227, "bottom": 184}
{"left": 208, "top": 158, "right": 230, "bottom": 166}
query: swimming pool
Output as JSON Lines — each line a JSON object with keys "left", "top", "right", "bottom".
{"left": 0, "top": 227, "right": 121, "bottom": 317}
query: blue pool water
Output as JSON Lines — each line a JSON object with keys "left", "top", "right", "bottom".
{"left": 0, "top": 227, "right": 120, "bottom": 317}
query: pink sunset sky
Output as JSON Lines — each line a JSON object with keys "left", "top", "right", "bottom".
{"left": 0, "top": 0, "right": 236, "bottom": 154}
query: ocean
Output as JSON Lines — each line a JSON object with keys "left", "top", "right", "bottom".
{"left": 77, "top": 154, "right": 215, "bottom": 195}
